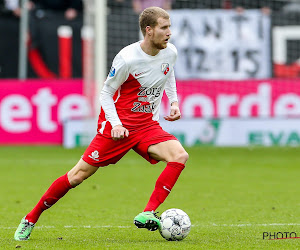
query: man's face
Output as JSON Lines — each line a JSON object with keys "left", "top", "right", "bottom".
{"left": 151, "top": 17, "right": 171, "bottom": 50}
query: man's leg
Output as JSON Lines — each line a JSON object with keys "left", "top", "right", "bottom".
{"left": 134, "top": 140, "right": 188, "bottom": 231}
{"left": 14, "top": 159, "right": 98, "bottom": 241}
{"left": 143, "top": 162, "right": 185, "bottom": 212}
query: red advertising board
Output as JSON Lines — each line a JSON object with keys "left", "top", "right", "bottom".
{"left": 162, "top": 79, "right": 300, "bottom": 118}
{"left": 1, "top": 79, "right": 300, "bottom": 145}
{"left": 0, "top": 79, "right": 91, "bottom": 144}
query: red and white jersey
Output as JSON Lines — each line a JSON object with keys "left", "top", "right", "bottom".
{"left": 98, "top": 41, "right": 178, "bottom": 134}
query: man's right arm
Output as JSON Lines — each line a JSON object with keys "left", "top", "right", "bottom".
{"left": 99, "top": 85, "right": 122, "bottom": 128}
{"left": 99, "top": 53, "right": 130, "bottom": 140}
{"left": 100, "top": 85, "right": 129, "bottom": 140}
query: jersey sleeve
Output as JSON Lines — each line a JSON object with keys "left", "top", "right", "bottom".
{"left": 165, "top": 69, "right": 178, "bottom": 104}
{"left": 99, "top": 85, "right": 122, "bottom": 127}
{"left": 99, "top": 53, "right": 129, "bottom": 128}
{"left": 104, "top": 53, "right": 129, "bottom": 90}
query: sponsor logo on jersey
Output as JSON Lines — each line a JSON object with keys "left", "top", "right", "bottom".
{"left": 109, "top": 67, "right": 116, "bottom": 77}
{"left": 161, "top": 63, "right": 169, "bottom": 75}
{"left": 88, "top": 150, "right": 100, "bottom": 161}
{"left": 131, "top": 86, "right": 163, "bottom": 113}
{"left": 135, "top": 71, "right": 145, "bottom": 77}
{"left": 131, "top": 102, "right": 155, "bottom": 113}
{"left": 137, "top": 87, "right": 162, "bottom": 97}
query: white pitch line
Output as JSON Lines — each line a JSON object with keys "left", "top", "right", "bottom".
{"left": 2, "top": 223, "right": 300, "bottom": 230}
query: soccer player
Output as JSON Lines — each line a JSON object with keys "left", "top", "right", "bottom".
{"left": 14, "top": 6, "right": 188, "bottom": 240}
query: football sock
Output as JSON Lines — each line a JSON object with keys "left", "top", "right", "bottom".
{"left": 26, "top": 172, "right": 73, "bottom": 223}
{"left": 144, "top": 162, "right": 185, "bottom": 212}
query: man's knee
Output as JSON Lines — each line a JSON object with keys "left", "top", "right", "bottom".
{"left": 67, "top": 159, "right": 98, "bottom": 187}
{"left": 175, "top": 150, "right": 189, "bottom": 164}
{"left": 168, "top": 148, "right": 188, "bottom": 164}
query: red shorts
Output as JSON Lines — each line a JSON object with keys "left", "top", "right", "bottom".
{"left": 82, "top": 124, "right": 177, "bottom": 167}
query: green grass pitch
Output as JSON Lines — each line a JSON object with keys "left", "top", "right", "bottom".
{"left": 1, "top": 146, "right": 300, "bottom": 249}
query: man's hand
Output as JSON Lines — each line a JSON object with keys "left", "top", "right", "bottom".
{"left": 111, "top": 125, "right": 129, "bottom": 141}
{"left": 164, "top": 102, "right": 181, "bottom": 121}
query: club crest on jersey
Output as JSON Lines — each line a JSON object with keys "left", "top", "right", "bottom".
{"left": 161, "top": 63, "right": 169, "bottom": 75}
{"left": 88, "top": 150, "right": 100, "bottom": 161}
{"left": 109, "top": 67, "right": 116, "bottom": 77}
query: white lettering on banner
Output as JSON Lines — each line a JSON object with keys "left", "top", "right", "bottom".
{"left": 181, "top": 84, "right": 273, "bottom": 118}
{"left": 0, "top": 95, "right": 32, "bottom": 133}
{"left": 32, "top": 88, "right": 58, "bottom": 132}
{"left": 169, "top": 10, "right": 271, "bottom": 79}
{"left": 161, "top": 82, "right": 300, "bottom": 118}
{"left": 0, "top": 88, "right": 91, "bottom": 133}
{"left": 183, "top": 94, "right": 214, "bottom": 118}
{"left": 239, "top": 84, "right": 271, "bottom": 117}
{"left": 274, "top": 94, "right": 300, "bottom": 116}
{"left": 217, "top": 94, "right": 239, "bottom": 117}
{"left": 59, "top": 95, "right": 91, "bottom": 122}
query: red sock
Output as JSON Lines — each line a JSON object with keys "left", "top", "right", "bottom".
{"left": 144, "top": 162, "right": 185, "bottom": 212}
{"left": 26, "top": 173, "right": 73, "bottom": 223}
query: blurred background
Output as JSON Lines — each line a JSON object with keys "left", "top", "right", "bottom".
{"left": 1, "top": 0, "right": 300, "bottom": 148}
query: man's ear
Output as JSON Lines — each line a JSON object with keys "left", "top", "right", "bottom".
{"left": 146, "top": 26, "right": 152, "bottom": 36}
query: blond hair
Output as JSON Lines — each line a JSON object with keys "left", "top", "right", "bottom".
{"left": 139, "top": 7, "right": 170, "bottom": 37}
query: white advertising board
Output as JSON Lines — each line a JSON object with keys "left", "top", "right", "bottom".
{"left": 63, "top": 119, "right": 97, "bottom": 148}
{"left": 63, "top": 118, "right": 300, "bottom": 148}
{"left": 160, "top": 118, "right": 300, "bottom": 147}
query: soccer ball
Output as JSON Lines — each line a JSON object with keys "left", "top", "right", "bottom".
{"left": 159, "top": 208, "right": 191, "bottom": 241}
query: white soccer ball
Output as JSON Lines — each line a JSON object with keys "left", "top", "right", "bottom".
{"left": 159, "top": 208, "right": 191, "bottom": 241}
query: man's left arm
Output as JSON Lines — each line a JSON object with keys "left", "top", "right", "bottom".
{"left": 164, "top": 101, "right": 181, "bottom": 121}
{"left": 164, "top": 70, "right": 181, "bottom": 121}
